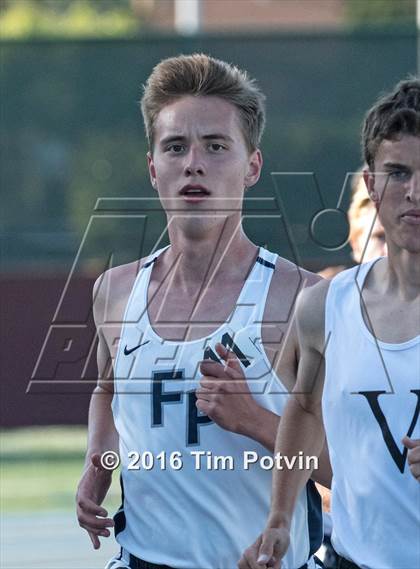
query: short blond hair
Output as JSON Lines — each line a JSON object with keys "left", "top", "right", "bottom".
{"left": 140, "top": 53, "right": 266, "bottom": 153}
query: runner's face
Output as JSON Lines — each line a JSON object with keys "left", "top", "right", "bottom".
{"left": 366, "top": 135, "right": 420, "bottom": 254}
{"left": 147, "top": 95, "right": 262, "bottom": 221}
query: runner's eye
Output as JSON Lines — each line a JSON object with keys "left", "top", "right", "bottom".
{"left": 388, "top": 169, "right": 410, "bottom": 182}
{"left": 166, "top": 144, "right": 186, "bottom": 154}
{"left": 209, "top": 143, "right": 226, "bottom": 152}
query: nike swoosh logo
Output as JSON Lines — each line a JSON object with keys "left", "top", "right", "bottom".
{"left": 124, "top": 340, "right": 150, "bottom": 356}
{"left": 249, "top": 336, "right": 262, "bottom": 354}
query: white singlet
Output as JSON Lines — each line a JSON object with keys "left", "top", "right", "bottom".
{"left": 111, "top": 246, "right": 322, "bottom": 569}
{"left": 323, "top": 259, "right": 420, "bottom": 569}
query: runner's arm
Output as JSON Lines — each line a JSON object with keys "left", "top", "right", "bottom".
{"left": 268, "top": 282, "right": 328, "bottom": 530}
{"left": 76, "top": 275, "right": 119, "bottom": 549}
{"left": 238, "top": 281, "right": 329, "bottom": 568}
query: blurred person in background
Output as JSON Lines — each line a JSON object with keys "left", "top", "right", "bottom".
{"left": 348, "top": 168, "right": 388, "bottom": 264}
{"left": 319, "top": 168, "right": 387, "bottom": 280}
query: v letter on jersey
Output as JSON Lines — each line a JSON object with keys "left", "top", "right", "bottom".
{"left": 358, "top": 389, "right": 420, "bottom": 473}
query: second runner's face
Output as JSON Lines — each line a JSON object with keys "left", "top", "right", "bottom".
{"left": 366, "top": 134, "right": 420, "bottom": 254}
{"left": 147, "top": 95, "right": 262, "bottom": 231}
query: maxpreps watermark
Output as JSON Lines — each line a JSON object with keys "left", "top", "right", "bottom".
{"left": 100, "top": 450, "right": 318, "bottom": 471}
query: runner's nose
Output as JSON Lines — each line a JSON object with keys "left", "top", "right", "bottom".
{"left": 184, "top": 148, "right": 205, "bottom": 177}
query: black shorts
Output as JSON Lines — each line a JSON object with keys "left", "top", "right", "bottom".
{"left": 106, "top": 548, "right": 324, "bottom": 569}
{"left": 336, "top": 555, "right": 361, "bottom": 569}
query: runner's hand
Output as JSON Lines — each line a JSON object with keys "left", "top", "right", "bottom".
{"left": 238, "top": 527, "right": 290, "bottom": 569}
{"left": 76, "top": 453, "right": 115, "bottom": 549}
{"left": 403, "top": 436, "right": 420, "bottom": 482}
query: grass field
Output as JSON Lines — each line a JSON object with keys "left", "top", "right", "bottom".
{"left": 1, "top": 426, "right": 121, "bottom": 513}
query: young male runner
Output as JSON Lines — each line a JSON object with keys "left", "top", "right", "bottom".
{"left": 239, "top": 78, "right": 420, "bottom": 569}
{"left": 76, "top": 54, "right": 329, "bottom": 569}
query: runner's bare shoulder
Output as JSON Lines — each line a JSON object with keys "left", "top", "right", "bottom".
{"left": 265, "top": 256, "right": 322, "bottom": 323}
{"left": 261, "top": 258, "right": 323, "bottom": 389}
{"left": 92, "top": 258, "right": 148, "bottom": 327}
{"left": 295, "top": 278, "right": 331, "bottom": 353}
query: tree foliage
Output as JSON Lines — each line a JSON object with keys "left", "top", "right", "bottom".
{"left": 345, "top": 0, "right": 416, "bottom": 26}
{"left": 0, "top": 0, "right": 139, "bottom": 38}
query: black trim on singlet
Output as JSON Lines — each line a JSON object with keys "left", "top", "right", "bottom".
{"left": 306, "top": 479, "right": 323, "bottom": 558}
{"left": 113, "top": 474, "right": 126, "bottom": 536}
{"left": 145, "top": 253, "right": 274, "bottom": 270}
{"left": 256, "top": 256, "right": 275, "bottom": 269}
{"left": 143, "top": 257, "right": 158, "bottom": 269}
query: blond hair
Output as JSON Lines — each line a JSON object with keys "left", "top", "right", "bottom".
{"left": 140, "top": 53, "right": 266, "bottom": 153}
